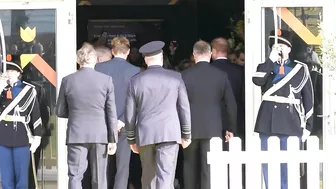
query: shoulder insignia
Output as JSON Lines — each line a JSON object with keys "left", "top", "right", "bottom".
{"left": 294, "top": 60, "right": 307, "bottom": 66}
{"left": 22, "top": 81, "right": 35, "bottom": 88}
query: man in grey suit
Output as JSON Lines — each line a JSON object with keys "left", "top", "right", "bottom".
{"left": 95, "top": 37, "right": 140, "bottom": 189}
{"left": 125, "top": 41, "right": 192, "bottom": 189}
{"left": 56, "top": 42, "right": 118, "bottom": 189}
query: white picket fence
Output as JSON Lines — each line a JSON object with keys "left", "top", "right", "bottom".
{"left": 207, "top": 136, "right": 336, "bottom": 189}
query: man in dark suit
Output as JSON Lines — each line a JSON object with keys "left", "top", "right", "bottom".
{"left": 95, "top": 37, "right": 140, "bottom": 189}
{"left": 125, "top": 41, "right": 192, "bottom": 189}
{"left": 211, "top": 37, "right": 245, "bottom": 139}
{"left": 182, "top": 40, "right": 237, "bottom": 189}
{"left": 56, "top": 42, "right": 118, "bottom": 189}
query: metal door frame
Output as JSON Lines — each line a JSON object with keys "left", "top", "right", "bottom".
{"left": 245, "top": 0, "right": 335, "bottom": 188}
{"left": 0, "top": 1, "right": 76, "bottom": 189}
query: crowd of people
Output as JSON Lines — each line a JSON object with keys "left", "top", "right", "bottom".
{"left": 69, "top": 36, "right": 245, "bottom": 189}
{"left": 0, "top": 27, "right": 323, "bottom": 189}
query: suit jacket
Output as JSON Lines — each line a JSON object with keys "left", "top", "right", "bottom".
{"left": 95, "top": 57, "right": 140, "bottom": 133}
{"left": 125, "top": 65, "right": 191, "bottom": 147}
{"left": 182, "top": 61, "right": 237, "bottom": 139}
{"left": 211, "top": 58, "right": 245, "bottom": 136}
{"left": 56, "top": 67, "right": 118, "bottom": 144}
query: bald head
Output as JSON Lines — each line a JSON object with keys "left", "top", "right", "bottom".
{"left": 211, "top": 37, "right": 229, "bottom": 60}
{"left": 144, "top": 52, "right": 163, "bottom": 67}
{"left": 95, "top": 46, "right": 112, "bottom": 63}
{"left": 193, "top": 40, "right": 212, "bottom": 63}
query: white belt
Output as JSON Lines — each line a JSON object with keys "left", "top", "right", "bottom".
{"left": 3, "top": 115, "right": 26, "bottom": 123}
{"left": 262, "top": 96, "right": 301, "bottom": 104}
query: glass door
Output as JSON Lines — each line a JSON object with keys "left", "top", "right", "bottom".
{"left": 245, "top": 0, "right": 335, "bottom": 188}
{"left": 0, "top": 1, "right": 76, "bottom": 189}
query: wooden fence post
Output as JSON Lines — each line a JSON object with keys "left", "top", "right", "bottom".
{"left": 208, "top": 137, "right": 226, "bottom": 189}
{"left": 287, "top": 136, "right": 300, "bottom": 189}
{"left": 268, "top": 136, "right": 281, "bottom": 189}
{"left": 229, "top": 137, "right": 242, "bottom": 189}
{"left": 306, "top": 136, "right": 320, "bottom": 189}
{"left": 246, "top": 136, "right": 261, "bottom": 189}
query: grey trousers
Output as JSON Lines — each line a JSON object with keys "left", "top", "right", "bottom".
{"left": 139, "top": 142, "right": 179, "bottom": 189}
{"left": 113, "top": 134, "right": 131, "bottom": 189}
{"left": 67, "top": 143, "right": 108, "bottom": 189}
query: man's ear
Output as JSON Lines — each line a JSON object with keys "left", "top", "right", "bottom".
{"left": 126, "top": 49, "right": 130, "bottom": 56}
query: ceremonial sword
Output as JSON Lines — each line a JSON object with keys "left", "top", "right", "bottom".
{"left": 0, "top": 19, "right": 6, "bottom": 73}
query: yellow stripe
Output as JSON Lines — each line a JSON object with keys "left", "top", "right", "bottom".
{"left": 78, "top": 1, "right": 91, "bottom": 5}
{"left": 168, "top": 0, "right": 179, "bottom": 5}
{"left": 276, "top": 8, "right": 321, "bottom": 45}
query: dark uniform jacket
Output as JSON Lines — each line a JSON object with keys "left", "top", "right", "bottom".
{"left": 252, "top": 59, "right": 314, "bottom": 136}
{"left": 125, "top": 65, "right": 191, "bottom": 147}
{"left": 212, "top": 58, "right": 245, "bottom": 136}
{"left": 182, "top": 62, "right": 237, "bottom": 139}
{"left": 0, "top": 80, "right": 42, "bottom": 147}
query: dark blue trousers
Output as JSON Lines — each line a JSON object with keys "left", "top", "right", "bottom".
{"left": 260, "top": 134, "right": 289, "bottom": 189}
{"left": 0, "top": 145, "right": 30, "bottom": 189}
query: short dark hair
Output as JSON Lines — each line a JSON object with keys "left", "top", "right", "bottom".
{"left": 211, "top": 37, "right": 229, "bottom": 53}
{"left": 193, "top": 40, "right": 211, "bottom": 55}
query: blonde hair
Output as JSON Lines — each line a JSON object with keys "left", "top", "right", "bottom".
{"left": 111, "top": 37, "right": 130, "bottom": 54}
{"left": 193, "top": 40, "right": 211, "bottom": 55}
{"left": 77, "top": 42, "right": 97, "bottom": 65}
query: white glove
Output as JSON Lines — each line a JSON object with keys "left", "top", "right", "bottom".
{"left": 0, "top": 78, "right": 8, "bottom": 90}
{"left": 30, "top": 136, "right": 41, "bottom": 153}
{"left": 269, "top": 44, "right": 281, "bottom": 62}
{"left": 107, "top": 143, "right": 117, "bottom": 155}
{"left": 302, "top": 129, "right": 311, "bottom": 142}
{"left": 118, "top": 120, "right": 125, "bottom": 131}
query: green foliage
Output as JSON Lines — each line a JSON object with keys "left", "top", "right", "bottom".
{"left": 319, "top": 20, "right": 336, "bottom": 71}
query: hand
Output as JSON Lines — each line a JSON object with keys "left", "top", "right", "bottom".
{"left": 181, "top": 138, "right": 191, "bottom": 149}
{"left": 130, "top": 144, "right": 139, "bottom": 154}
{"left": 0, "top": 75, "right": 8, "bottom": 89}
{"left": 269, "top": 44, "right": 281, "bottom": 62}
{"left": 302, "top": 129, "right": 311, "bottom": 142}
{"left": 225, "top": 131, "right": 234, "bottom": 143}
{"left": 118, "top": 120, "right": 125, "bottom": 132}
{"left": 30, "top": 136, "right": 41, "bottom": 153}
{"left": 107, "top": 143, "right": 117, "bottom": 155}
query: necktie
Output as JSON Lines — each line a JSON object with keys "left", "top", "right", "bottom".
{"left": 6, "top": 88, "right": 12, "bottom": 99}
{"left": 279, "top": 64, "right": 285, "bottom": 75}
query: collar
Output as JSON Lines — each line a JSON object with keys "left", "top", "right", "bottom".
{"left": 276, "top": 59, "right": 290, "bottom": 65}
{"left": 147, "top": 65, "right": 162, "bottom": 69}
{"left": 196, "top": 61, "right": 209, "bottom": 64}
{"left": 10, "top": 80, "right": 22, "bottom": 87}
{"left": 216, "top": 57, "right": 227, "bottom": 60}
{"left": 113, "top": 57, "right": 127, "bottom": 61}
{"left": 81, "top": 64, "right": 95, "bottom": 69}
{"left": 14, "top": 80, "right": 22, "bottom": 87}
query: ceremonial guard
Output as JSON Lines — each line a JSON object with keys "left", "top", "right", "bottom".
{"left": 252, "top": 29, "right": 314, "bottom": 189}
{"left": 125, "top": 41, "right": 192, "bottom": 189}
{"left": 0, "top": 56, "right": 42, "bottom": 189}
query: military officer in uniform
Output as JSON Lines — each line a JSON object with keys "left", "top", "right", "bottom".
{"left": 125, "top": 41, "right": 192, "bottom": 189}
{"left": 252, "top": 29, "right": 314, "bottom": 189}
{"left": 0, "top": 57, "right": 42, "bottom": 189}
